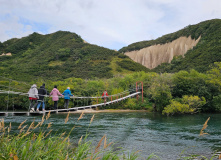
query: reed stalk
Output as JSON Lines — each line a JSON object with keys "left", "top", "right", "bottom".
{"left": 200, "top": 117, "right": 210, "bottom": 136}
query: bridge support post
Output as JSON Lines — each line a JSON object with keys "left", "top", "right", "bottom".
{"left": 136, "top": 81, "right": 144, "bottom": 102}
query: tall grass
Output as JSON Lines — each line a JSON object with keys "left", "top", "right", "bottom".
{"left": 1, "top": 114, "right": 218, "bottom": 160}
{"left": 0, "top": 112, "right": 159, "bottom": 160}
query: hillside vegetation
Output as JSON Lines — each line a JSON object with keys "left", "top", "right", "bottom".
{"left": 0, "top": 31, "right": 149, "bottom": 81}
{"left": 1, "top": 62, "right": 221, "bottom": 114}
{"left": 119, "top": 19, "right": 221, "bottom": 73}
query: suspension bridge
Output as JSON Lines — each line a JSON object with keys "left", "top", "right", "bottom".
{"left": 0, "top": 91, "right": 141, "bottom": 116}
{"left": 0, "top": 77, "right": 144, "bottom": 116}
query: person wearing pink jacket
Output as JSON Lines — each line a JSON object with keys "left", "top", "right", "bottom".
{"left": 49, "top": 85, "right": 63, "bottom": 110}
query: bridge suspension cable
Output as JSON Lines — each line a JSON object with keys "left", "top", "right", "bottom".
{"left": 0, "top": 77, "right": 144, "bottom": 114}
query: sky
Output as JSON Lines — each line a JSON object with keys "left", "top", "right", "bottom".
{"left": 0, "top": 0, "right": 221, "bottom": 50}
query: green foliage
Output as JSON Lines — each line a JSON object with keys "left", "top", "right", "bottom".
{"left": 171, "top": 68, "right": 221, "bottom": 112}
{"left": 54, "top": 48, "right": 71, "bottom": 61}
{"left": 172, "top": 70, "right": 211, "bottom": 98}
{"left": 119, "top": 19, "right": 221, "bottom": 74}
{"left": 152, "top": 19, "right": 221, "bottom": 73}
{"left": 0, "top": 31, "right": 149, "bottom": 81}
{"left": 117, "top": 59, "right": 150, "bottom": 72}
{"left": 148, "top": 74, "right": 173, "bottom": 112}
{"left": 118, "top": 53, "right": 128, "bottom": 59}
{"left": 124, "top": 98, "right": 139, "bottom": 110}
{"left": 162, "top": 100, "right": 190, "bottom": 116}
{"left": 211, "top": 94, "right": 221, "bottom": 112}
{"left": 123, "top": 97, "right": 152, "bottom": 110}
{"left": 206, "top": 62, "right": 221, "bottom": 91}
{"left": 1, "top": 64, "right": 221, "bottom": 113}
{"left": 162, "top": 95, "right": 206, "bottom": 116}
{"left": 181, "top": 95, "right": 206, "bottom": 109}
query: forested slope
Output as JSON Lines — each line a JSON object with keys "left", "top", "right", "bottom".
{"left": 0, "top": 31, "right": 149, "bottom": 81}
{"left": 119, "top": 19, "right": 221, "bottom": 73}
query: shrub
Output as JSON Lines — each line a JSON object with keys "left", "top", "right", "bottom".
{"left": 211, "top": 94, "right": 221, "bottom": 111}
{"left": 162, "top": 95, "right": 206, "bottom": 116}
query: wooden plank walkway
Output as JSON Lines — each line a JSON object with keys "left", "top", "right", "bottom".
{"left": 0, "top": 92, "right": 140, "bottom": 116}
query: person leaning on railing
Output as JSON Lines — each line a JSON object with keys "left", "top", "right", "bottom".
{"left": 49, "top": 85, "right": 63, "bottom": 110}
{"left": 28, "top": 84, "right": 39, "bottom": 112}
{"left": 102, "top": 90, "right": 109, "bottom": 103}
{"left": 36, "top": 83, "right": 47, "bottom": 112}
{"left": 62, "top": 87, "right": 74, "bottom": 109}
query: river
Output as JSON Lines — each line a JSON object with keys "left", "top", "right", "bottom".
{"left": 2, "top": 112, "right": 221, "bottom": 159}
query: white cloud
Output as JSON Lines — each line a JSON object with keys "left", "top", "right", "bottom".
{"left": 0, "top": 14, "right": 33, "bottom": 41}
{"left": 0, "top": 0, "right": 220, "bottom": 50}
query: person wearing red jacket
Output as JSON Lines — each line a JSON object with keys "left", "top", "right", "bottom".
{"left": 102, "top": 90, "right": 109, "bottom": 103}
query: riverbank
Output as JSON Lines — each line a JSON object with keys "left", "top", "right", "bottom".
{"left": 68, "top": 108, "right": 149, "bottom": 113}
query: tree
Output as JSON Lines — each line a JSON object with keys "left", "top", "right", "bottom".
{"left": 211, "top": 94, "right": 221, "bottom": 111}
{"left": 148, "top": 73, "right": 173, "bottom": 112}
{"left": 172, "top": 70, "right": 210, "bottom": 98}
{"left": 207, "top": 62, "right": 221, "bottom": 91}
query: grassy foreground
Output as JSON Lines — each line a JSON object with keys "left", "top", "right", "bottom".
{"left": 0, "top": 112, "right": 159, "bottom": 160}
{"left": 0, "top": 113, "right": 220, "bottom": 160}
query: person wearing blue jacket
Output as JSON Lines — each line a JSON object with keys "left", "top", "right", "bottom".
{"left": 62, "top": 87, "right": 74, "bottom": 109}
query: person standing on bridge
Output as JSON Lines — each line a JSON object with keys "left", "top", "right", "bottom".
{"left": 28, "top": 84, "right": 39, "bottom": 112}
{"left": 102, "top": 90, "right": 109, "bottom": 103}
{"left": 49, "top": 85, "right": 63, "bottom": 110}
{"left": 36, "top": 83, "right": 47, "bottom": 112}
{"left": 62, "top": 87, "right": 74, "bottom": 109}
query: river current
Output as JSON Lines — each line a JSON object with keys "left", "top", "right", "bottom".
{"left": 2, "top": 112, "right": 221, "bottom": 159}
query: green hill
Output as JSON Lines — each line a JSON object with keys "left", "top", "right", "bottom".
{"left": 0, "top": 31, "right": 149, "bottom": 81}
{"left": 119, "top": 19, "right": 221, "bottom": 73}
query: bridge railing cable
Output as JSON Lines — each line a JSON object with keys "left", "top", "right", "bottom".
{"left": 0, "top": 86, "right": 141, "bottom": 111}
{"left": 0, "top": 87, "right": 139, "bottom": 99}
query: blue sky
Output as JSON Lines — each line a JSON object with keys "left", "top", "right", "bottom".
{"left": 0, "top": 0, "right": 220, "bottom": 50}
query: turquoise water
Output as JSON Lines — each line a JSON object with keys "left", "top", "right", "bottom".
{"left": 2, "top": 112, "right": 221, "bottom": 159}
